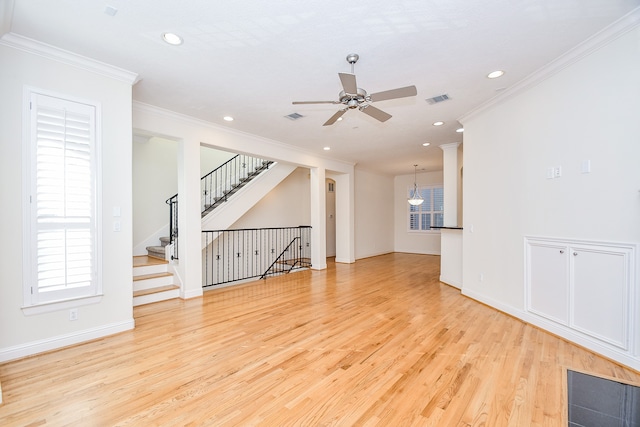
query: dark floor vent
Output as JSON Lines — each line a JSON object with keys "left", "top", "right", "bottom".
{"left": 567, "top": 370, "right": 640, "bottom": 426}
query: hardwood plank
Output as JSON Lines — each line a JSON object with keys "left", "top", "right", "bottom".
{"left": 1, "top": 253, "right": 638, "bottom": 426}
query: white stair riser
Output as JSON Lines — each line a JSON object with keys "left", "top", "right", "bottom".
{"left": 133, "top": 263, "right": 168, "bottom": 277}
{"left": 133, "top": 275, "right": 174, "bottom": 292}
{"left": 133, "top": 288, "right": 180, "bottom": 306}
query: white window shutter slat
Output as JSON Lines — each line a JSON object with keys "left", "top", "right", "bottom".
{"left": 28, "top": 92, "right": 99, "bottom": 304}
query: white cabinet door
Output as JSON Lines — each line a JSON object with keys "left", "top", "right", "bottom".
{"left": 527, "top": 242, "right": 569, "bottom": 325}
{"left": 571, "top": 247, "right": 629, "bottom": 349}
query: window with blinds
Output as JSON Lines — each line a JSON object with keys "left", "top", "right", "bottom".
{"left": 25, "top": 91, "right": 100, "bottom": 305}
{"left": 408, "top": 185, "right": 444, "bottom": 231}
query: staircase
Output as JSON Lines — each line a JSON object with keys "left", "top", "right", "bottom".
{"left": 133, "top": 154, "right": 294, "bottom": 304}
{"left": 165, "top": 154, "right": 278, "bottom": 261}
{"left": 133, "top": 255, "right": 179, "bottom": 306}
{"left": 201, "top": 159, "right": 273, "bottom": 217}
{"left": 145, "top": 236, "right": 170, "bottom": 260}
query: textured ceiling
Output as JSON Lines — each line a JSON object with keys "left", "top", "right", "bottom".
{"left": 3, "top": 0, "right": 639, "bottom": 175}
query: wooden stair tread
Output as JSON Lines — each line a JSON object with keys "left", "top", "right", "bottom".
{"left": 133, "top": 284, "right": 179, "bottom": 297}
{"left": 133, "top": 272, "right": 173, "bottom": 281}
{"left": 133, "top": 255, "right": 168, "bottom": 267}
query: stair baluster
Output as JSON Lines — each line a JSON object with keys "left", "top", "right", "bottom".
{"left": 162, "top": 154, "right": 274, "bottom": 261}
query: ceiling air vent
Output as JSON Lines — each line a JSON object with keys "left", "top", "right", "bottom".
{"left": 285, "top": 112, "right": 304, "bottom": 120}
{"left": 425, "top": 94, "right": 450, "bottom": 105}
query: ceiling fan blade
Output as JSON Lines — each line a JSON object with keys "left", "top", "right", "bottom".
{"left": 292, "top": 100, "right": 340, "bottom": 105}
{"left": 323, "top": 109, "right": 347, "bottom": 126}
{"left": 339, "top": 72, "right": 358, "bottom": 94}
{"left": 369, "top": 85, "right": 417, "bottom": 102}
{"left": 360, "top": 104, "right": 392, "bottom": 122}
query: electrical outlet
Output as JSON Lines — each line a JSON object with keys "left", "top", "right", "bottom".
{"left": 553, "top": 166, "right": 562, "bottom": 178}
{"left": 479, "top": 273, "right": 484, "bottom": 282}
{"left": 69, "top": 308, "right": 78, "bottom": 321}
{"left": 546, "top": 168, "right": 554, "bottom": 179}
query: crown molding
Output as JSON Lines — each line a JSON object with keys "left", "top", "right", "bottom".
{"left": 439, "top": 142, "right": 461, "bottom": 151}
{"left": 0, "top": 32, "right": 139, "bottom": 85}
{"left": 460, "top": 6, "right": 640, "bottom": 124}
{"left": 132, "top": 101, "right": 356, "bottom": 170}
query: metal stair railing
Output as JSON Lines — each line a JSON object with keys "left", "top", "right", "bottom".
{"left": 165, "top": 154, "right": 274, "bottom": 260}
{"left": 260, "top": 236, "right": 304, "bottom": 279}
{"left": 201, "top": 155, "right": 274, "bottom": 217}
{"left": 202, "top": 226, "right": 311, "bottom": 287}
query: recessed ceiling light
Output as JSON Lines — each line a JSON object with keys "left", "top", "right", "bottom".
{"left": 422, "top": 142, "right": 430, "bottom": 147}
{"left": 337, "top": 117, "right": 343, "bottom": 122}
{"left": 162, "top": 32, "right": 183, "bottom": 46}
{"left": 487, "top": 70, "right": 505, "bottom": 79}
{"left": 323, "top": 147, "right": 331, "bottom": 151}
{"left": 104, "top": 6, "right": 118, "bottom": 16}
{"left": 456, "top": 128, "right": 464, "bottom": 133}
{"left": 223, "top": 116, "right": 234, "bottom": 122}
{"left": 432, "top": 121, "right": 444, "bottom": 126}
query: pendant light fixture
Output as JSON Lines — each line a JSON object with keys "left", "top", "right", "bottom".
{"left": 408, "top": 164, "right": 424, "bottom": 206}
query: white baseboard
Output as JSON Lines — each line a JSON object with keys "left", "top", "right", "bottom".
{"left": 311, "top": 263, "right": 328, "bottom": 270}
{"left": 181, "top": 288, "right": 203, "bottom": 299}
{"left": 0, "top": 319, "right": 135, "bottom": 363}
{"left": 439, "top": 275, "right": 461, "bottom": 289}
{"left": 461, "top": 288, "right": 525, "bottom": 320}
{"left": 461, "top": 288, "right": 640, "bottom": 371}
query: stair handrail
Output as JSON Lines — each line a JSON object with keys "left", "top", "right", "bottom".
{"left": 260, "top": 236, "right": 302, "bottom": 279}
{"left": 202, "top": 226, "right": 311, "bottom": 287}
{"left": 165, "top": 154, "right": 274, "bottom": 260}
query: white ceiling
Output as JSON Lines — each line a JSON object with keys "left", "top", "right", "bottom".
{"left": 3, "top": 0, "right": 639, "bottom": 175}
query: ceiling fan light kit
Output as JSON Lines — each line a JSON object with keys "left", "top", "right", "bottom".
{"left": 293, "top": 53, "right": 417, "bottom": 126}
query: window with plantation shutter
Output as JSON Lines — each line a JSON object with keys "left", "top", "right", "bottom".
{"left": 407, "top": 185, "right": 444, "bottom": 232}
{"left": 24, "top": 90, "right": 101, "bottom": 307}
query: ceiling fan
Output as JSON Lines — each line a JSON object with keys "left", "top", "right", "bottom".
{"left": 292, "top": 53, "right": 417, "bottom": 126}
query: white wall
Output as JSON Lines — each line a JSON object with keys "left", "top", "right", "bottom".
{"left": 0, "top": 41, "right": 135, "bottom": 361}
{"left": 354, "top": 168, "right": 395, "bottom": 259}
{"left": 394, "top": 170, "right": 443, "bottom": 255}
{"left": 133, "top": 103, "right": 356, "bottom": 267}
{"left": 461, "top": 22, "right": 640, "bottom": 361}
{"left": 200, "top": 145, "right": 236, "bottom": 177}
{"left": 132, "top": 139, "right": 235, "bottom": 250}
{"left": 230, "top": 167, "right": 311, "bottom": 229}
{"left": 132, "top": 137, "right": 177, "bottom": 246}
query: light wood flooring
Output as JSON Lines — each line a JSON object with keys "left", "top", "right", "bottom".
{"left": 1, "top": 253, "right": 639, "bottom": 426}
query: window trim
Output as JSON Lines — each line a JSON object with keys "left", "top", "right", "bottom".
{"left": 22, "top": 86, "right": 103, "bottom": 313}
{"left": 407, "top": 183, "right": 444, "bottom": 233}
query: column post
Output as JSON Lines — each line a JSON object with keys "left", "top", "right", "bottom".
{"left": 439, "top": 142, "right": 461, "bottom": 227}
{"left": 177, "top": 139, "right": 203, "bottom": 298}
{"left": 310, "top": 167, "right": 327, "bottom": 270}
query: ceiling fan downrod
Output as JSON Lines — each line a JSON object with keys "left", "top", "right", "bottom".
{"left": 346, "top": 53, "right": 359, "bottom": 74}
